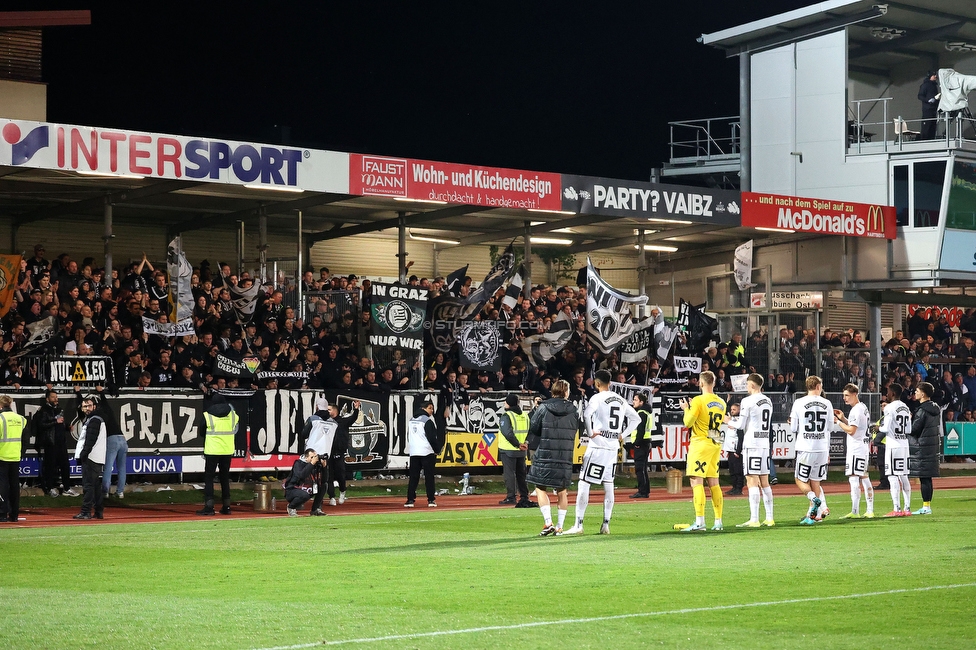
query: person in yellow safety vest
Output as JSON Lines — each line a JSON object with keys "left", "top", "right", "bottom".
{"left": 723, "top": 333, "right": 746, "bottom": 370}
{"left": 0, "top": 395, "right": 27, "bottom": 523}
{"left": 196, "top": 393, "right": 239, "bottom": 516}
{"left": 498, "top": 394, "right": 534, "bottom": 508}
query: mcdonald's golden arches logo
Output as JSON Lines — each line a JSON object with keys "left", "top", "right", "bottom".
{"left": 866, "top": 205, "right": 884, "bottom": 234}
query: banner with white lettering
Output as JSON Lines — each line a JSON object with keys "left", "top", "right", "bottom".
{"left": 561, "top": 175, "right": 741, "bottom": 226}
{"left": 619, "top": 326, "right": 652, "bottom": 364}
{"left": 370, "top": 282, "right": 428, "bottom": 352}
{"left": 213, "top": 354, "right": 260, "bottom": 378}
{"left": 674, "top": 356, "right": 702, "bottom": 375}
{"left": 44, "top": 356, "right": 114, "bottom": 386}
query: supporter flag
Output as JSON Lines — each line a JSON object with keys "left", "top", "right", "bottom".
{"left": 223, "top": 274, "right": 262, "bottom": 323}
{"left": 682, "top": 299, "right": 720, "bottom": 356}
{"left": 619, "top": 321, "right": 652, "bottom": 364}
{"left": 521, "top": 310, "right": 573, "bottom": 368}
{"left": 444, "top": 264, "right": 468, "bottom": 297}
{"left": 0, "top": 254, "right": 22, "bottom": 318}
{"left": 585, "top": 258, "right": 649, "bottom": 355}
{"left": 676, "top": 299, "right": 691, "bottom": 331}
{"left": 25, "top": 315, "right": 56, "bottom": 347}
{"left": 167, "top": 237, "right": 194, "bottom": 333}
{"left": 465, "top": 242, "right": 515, "bottom": 312}
{"left": 733, "top": 240, "right": 757, "bottom": 291}
{"left": 501, "top": 263, "right": 525, "bottom": 311}
{"left": 457, "top": 321, "right": 502, "bottom": 372}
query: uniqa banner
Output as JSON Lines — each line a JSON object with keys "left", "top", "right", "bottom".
{"left": 370, "top": 282, "right": 428, "bottom": 352}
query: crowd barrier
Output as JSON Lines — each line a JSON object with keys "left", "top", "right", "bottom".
{"left": 11, "top": 386, "right": 890, "bottom": 479}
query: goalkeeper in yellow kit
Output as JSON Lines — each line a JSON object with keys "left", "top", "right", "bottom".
{"left": 677, "top": 370, "right": 727, "bottom": 532}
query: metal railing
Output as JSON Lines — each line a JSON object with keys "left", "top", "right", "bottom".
{"left": 668, "top": 116, "right": 740, "bottom": 164}
{"left": 849, "top": 97, "right": 976, "bottom": 154}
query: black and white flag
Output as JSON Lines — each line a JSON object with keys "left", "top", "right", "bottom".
{"left": 676, "top": 299, "right": 692, "bottom": 331}
{"left": 444, "top": 264, "right": 468, "bottom": 297}
{"left": 167, "top": 237, "right": 195, "bottom": 334}
{"left": 501, "top": 264, "right": 525, "bottom": 311}
{"left": 465, "top": 242, "right": 515, "bottom": 312}
{"left": 684, "top": 299, "right": 720, "bottom": 356}
{"left": 224, "top": 276, "right": 262, "bottom": 324}
{"left": 457, "top": 321, "right": 502, "bottom": 372}
{"left": 585, "top": 258, "right": 649, "bottom": 355}
{"left": 521, "top": 310, "right": 573, "bottom": 368}
{"left": 619, "top": 324, "right": 652, "bottom": 363}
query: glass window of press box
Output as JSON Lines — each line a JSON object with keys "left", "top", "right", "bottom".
{"left": 946, "top": 160, "right": 976, "bottom": 231}
{"left": 892, "top": 160, "right": 948, "bottom": 229}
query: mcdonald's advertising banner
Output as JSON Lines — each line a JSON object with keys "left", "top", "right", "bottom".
{"left": 741, "top": 192, "right": 896, "bottom": 240}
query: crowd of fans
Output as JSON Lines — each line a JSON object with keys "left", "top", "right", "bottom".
{"left": 5, "top": 242, "right": 976, "bottom": 419}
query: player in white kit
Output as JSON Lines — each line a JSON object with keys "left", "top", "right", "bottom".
{"left": 789, "top": 376, "right": 832, "bottom": 525}
{"left": 735, "top": 374, "right": 775, "bottom": 528}
{"left": 833, "top": 383, "right": 874, "bottom": 518}
{"left": 562, "top": 370, "right": 640, "bottom": 535}
{"left": 878, "top": 383, "right": 912, "bottom": 517}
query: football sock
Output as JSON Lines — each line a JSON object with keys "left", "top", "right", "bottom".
{"left": 861, "top": 477, "right": 874, "bottom": 514}
{"left": 817, "top": 488, "right": 827, "bottom": 514}
{"left": 900, "top": 475, "right": 912, "bottom": 511}
{"left": 923, "top": 501, "right": 931, "bottom": 508}
{"left": 806, "top": 490, "right": 816, "bottom": 502}
{"left": 849, "top": 476, "right": 861, "bottom": 513}
{"left": 557, "top": 509, "right": 567, "bottom": 529}
{"left": 889, "top": 477, "right": 901, "bottom": 510}
{"left": 748, "top": 486, "right": 760, "bottom": 521}
{"left": 540, "top": 505, "right": 552, "bottom": 526}
{"left": 693, "top": 483, "right": 706, "bottom": 519}
{"left": 603, "top": 483, "right": 615, "bottom": 523}
{"left": 761, "top": 486, "right": 774, "bottom": 520}
{"left": 575, "top": 481, "right": 590, "bottom": 527}
{"left": 710, "top": 484, "right": 724, "bottom": 520}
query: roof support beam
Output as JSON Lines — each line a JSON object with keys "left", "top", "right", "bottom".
{"left": 167, "top": 193, "right": 353, "bottom": 239}
{"left": 15, "top": 179, "right": 198, "bottom": 226}
{"left": 727, "top": 6, "right": 888, "bottom": 57}
{"left": 307, "top": 204, "right": 489, "bottom": 243}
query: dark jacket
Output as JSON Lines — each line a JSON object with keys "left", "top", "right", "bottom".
{"left": 283, "top": 457, "right": 316, "bottom": 489}
{"left": 910, "top": 400, "right": 941, "bottom": 478}
{"left": 33, "top": 401, "right": 68, "bottom": 451}
{"left": 918, "top": 78, "right": 939, "bottom": 116}
{"left": 525, "top": 397, "right": 581, "bottom": 490}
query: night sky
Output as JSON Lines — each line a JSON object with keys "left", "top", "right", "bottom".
{"left": 16, "top": 1, "right": 814, "bottom": 180}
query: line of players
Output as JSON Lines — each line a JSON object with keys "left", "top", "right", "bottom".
{"left": 542, "top": 369, "right": 924, "bottom": 536}
{"left": 676, "top": 370, "right": 922, "bottom": 532}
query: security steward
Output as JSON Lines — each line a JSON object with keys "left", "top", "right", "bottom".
{"left": 723, "top": 333, "right": 746, "bottom": 371}
{"left": 627, "top": 392, "right": 657, "bottom": 499}
{"left": 0, "top": 395, "right": 27, "bottom": 523}
{"left": 498, "top": 394, "right": 534, "bottom": 508}
{"left": 196, "top": 393, "right": 239, "bottom": 516}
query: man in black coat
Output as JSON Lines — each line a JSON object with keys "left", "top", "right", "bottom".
{"left": 283, "top": 449, "right": 319, "bottom": 516}
{"left": 525, "top": 379, "right": 582, "bottom": 536}
{"left": 33, "top": 390, "right": 73, "bottom": 496}
{"left": 918, "top": 71, "right": 939, "bottom": 140}
{"left": 324, "top": 400, "right": 360, "bottom": 507}
{"left": 626, "top": 392, "right": 656, "bottom": 499}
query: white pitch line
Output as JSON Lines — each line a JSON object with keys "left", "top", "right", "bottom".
{"left": 250, "top": 582, "right": 976, "bottom": 650}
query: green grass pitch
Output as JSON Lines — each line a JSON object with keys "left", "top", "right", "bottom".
{"left": 2, "top": 490, "right": 975, "bottom": 649}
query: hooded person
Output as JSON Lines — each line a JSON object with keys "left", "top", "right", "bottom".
{"left": 299, "top": 396, "right": 332, "bottom": 516}
{"left": 525, "top": 379, "right": 583, "bottom": 535}
{"left": 497, "top": 393, "right": 533, "bottom": 508}
{"left": 404, "top": 396, "right": 447, "bottom": 508}
{"left": 323, "top": 399, "right": 361, "bottom": 507}
{"left": 196, "top": 392, "right": 239, "bottom": 516}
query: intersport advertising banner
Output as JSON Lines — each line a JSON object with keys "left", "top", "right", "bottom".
{"left": 561, "top": 175, "right": 741, "bottom": 226}
{"left": 0, "top": 118, "right": 349, "bottom": 193}
{"left": 349, "top": 153, "right": 562, "bottom": 210}
{"left": 741, "top": 192, "right": 896, "bottom": 239}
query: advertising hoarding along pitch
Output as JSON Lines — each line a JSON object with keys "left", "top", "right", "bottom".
{"left": 0, "top": 118, "right": 349, "bottom": 193}
{"left": 348, "top": 153, "right": 562, "bottom": 210}
{"left": 741, "top": 192, "right": 896, "bottom": 239}
{"left": 561, "top": 175, "right": 741, "bottom": 226}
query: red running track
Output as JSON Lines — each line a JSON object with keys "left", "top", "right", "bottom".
{"left": 4, "top": 476, "right": 974, "bottom": 529}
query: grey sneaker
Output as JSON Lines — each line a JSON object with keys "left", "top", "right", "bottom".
{"left": 49, "top": 489, "right": 59, "bottom": 498}
{"left": 287, "top": 507, "right": 298, "bottom": 517}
